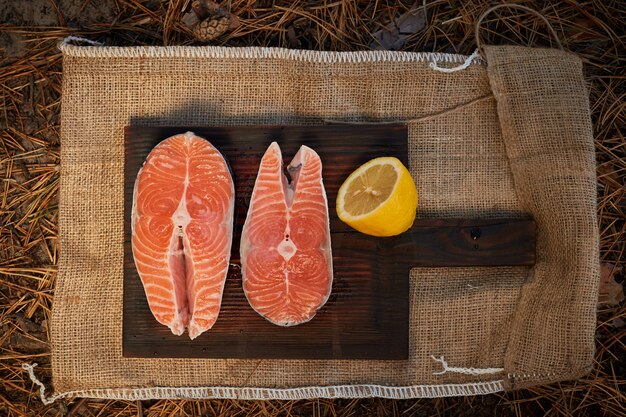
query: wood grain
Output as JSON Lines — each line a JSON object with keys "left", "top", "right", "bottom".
{"left": 122, "top": 125, "right": 535, "bottom": 360}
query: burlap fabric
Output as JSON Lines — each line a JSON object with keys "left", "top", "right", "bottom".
{"left": 48, "top": 42, "right": 598, "bottom": 400}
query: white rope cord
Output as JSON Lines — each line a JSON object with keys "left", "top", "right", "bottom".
{"left": 430, "top": 49, "right": 481, "bottom": 73}
{"left": 60, "top": 36, "right": 104, "bottom": 47}
{"left": 22, "top": 364, "right": 65, "bottom": 405}
{"left": 431, "top": 355, "right": 505, "bottom": 376}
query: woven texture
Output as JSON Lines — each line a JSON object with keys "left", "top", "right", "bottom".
{"left": 51, "top": 44, "right": 598, "bottom": 399}
{"left": 485, "top": 46, "right": 599, "bottom": 389}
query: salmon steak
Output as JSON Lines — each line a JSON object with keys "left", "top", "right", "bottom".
{"left": 132, "top": 132, "right": 234, "bottom": 339}
{"left": 241, "top": 142, "right": 333, "bottom": 326}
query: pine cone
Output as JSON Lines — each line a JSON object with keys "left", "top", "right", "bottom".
{"left": 193, "top": 15, "right": 230, "bottom": 41}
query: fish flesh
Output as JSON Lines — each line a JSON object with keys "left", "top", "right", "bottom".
{"left": 132, "top": 132, "right": 234, "bottom": 339}
{"left": 240, "top": 142, "right": 333, "bottom": 326}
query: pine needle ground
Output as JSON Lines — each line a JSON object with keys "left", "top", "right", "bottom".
{"left": 1, "top": 1, "right": 624, "bottom": 416}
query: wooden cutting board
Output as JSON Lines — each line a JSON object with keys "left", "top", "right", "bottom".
{"left": 122, "top": 125, "right": 535, "bottom": 360}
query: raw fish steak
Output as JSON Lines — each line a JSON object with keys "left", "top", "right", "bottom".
{"left": 241, "top": 142, "right": 333, "bottom": 326}
{"left": 132, "top": 132, "right": 234, "bottom": 339}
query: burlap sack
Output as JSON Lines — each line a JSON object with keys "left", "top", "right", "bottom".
{"left": 43, "top": 41, "right": 598, "bottom": 401}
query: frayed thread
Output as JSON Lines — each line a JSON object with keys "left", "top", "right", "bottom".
{"left": 60, "top": 36, "right": 104, "bottom": 47}
{"left": 431, "top": 355, "right": 504, "bottom": 376}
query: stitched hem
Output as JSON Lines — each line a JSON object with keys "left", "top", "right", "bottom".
{"left": 58, "top": 39, "right": 484, "bottom": 66}
{"left": 46, "top": 381, "right": 505, "bottom": 401}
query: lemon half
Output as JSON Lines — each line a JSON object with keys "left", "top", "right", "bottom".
{"left": 336, "top": 157, "right": 418, "bottom": 237}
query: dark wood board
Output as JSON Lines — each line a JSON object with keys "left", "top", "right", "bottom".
{"left": 123, "top": 125, "right": 536, "bottom": 360}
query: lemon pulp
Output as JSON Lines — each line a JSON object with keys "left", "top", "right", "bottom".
{"left": 336, "top": 157, "right": 418, "bottom": 237}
